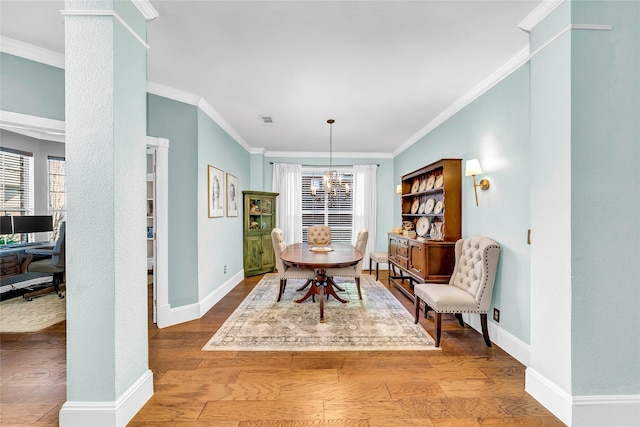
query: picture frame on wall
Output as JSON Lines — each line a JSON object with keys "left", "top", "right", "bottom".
{"left": 226, "top": 173, "right": 238, "bottom": 217}
{"left": 208, "top": 165, "right": 224, "bottom": 218}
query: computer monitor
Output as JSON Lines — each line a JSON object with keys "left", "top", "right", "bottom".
{"left": 0, "top": 216, "right": 12, "bottom": 234}
{"left": 12, "top": 215, "right": 54, "bottom": 234}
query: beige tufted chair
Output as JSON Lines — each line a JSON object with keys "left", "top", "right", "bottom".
{"left": 271, "top": 228, "right": 316, "bottom": 302}
{"left": 413, "top": 236, "right": 501, "bottom": 347}
{"left": 307, "top": 225, "right": 332, "bottom": 247}
{"left": 326, "top": 229, "right": 368, "bottom": 300}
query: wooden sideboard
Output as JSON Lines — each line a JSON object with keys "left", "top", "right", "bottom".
{"left": 389, "top": 158, "right": 461, "bottom": 300}
{"left": 388, "top": 233, "right": 455, "bottom": 300}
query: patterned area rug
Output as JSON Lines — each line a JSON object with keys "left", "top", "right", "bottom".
{"left": 203, "top": 274, "right": 437, "bottom": 351}
{"left": 0, "top": 292, "right": 65, "bottom": 333}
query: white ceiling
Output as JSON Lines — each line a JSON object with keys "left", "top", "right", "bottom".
{"left": 0, "top": 0, "right": 541, "bottom": 155}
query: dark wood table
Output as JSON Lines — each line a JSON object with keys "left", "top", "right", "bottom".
{"left": 280, "top": 242, "right": 363, "bottom": 322}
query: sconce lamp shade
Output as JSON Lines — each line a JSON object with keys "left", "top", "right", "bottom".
{"left": 396, "top": 184, "right": 402, "bottom": 194}
{"left": 465, "top": 159, "right": 483, "bottom": 176}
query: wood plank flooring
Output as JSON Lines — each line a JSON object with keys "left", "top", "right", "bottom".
{"left": 0, "top": 272, "right": 566, "bottom": 426}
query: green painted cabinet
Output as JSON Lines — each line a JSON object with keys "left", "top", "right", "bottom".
{"left": 242, "top": 191, "right": 278, "bottom": 277}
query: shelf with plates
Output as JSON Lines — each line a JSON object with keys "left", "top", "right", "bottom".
{"left": 390, "top": 159, "right": 462, "bottom": 300}
{"left": 399, "top": 159, "right": 461, "bottom": 242}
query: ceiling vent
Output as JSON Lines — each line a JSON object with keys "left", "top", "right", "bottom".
{"left": 259, "top": 115, "right": 274, "bottom": 125}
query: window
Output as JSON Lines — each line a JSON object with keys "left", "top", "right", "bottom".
{"left": 48, "top": 156, "right": 65, "bottom": 241}
{"left": 0, "top": 147, "right": 34, "bottom": 233}
{"left": 301, "top": 169, "right": 353, "bottom": 244}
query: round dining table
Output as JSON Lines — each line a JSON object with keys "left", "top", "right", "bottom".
{"left": 280, "top": 242, "right": 363, "bottom": 322}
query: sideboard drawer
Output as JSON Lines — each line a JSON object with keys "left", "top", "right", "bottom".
{"left": 396, "top": 256, "right": 408, "bottom": 270}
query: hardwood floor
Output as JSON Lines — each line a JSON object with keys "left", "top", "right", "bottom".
{"left": 0, "top": 272, "right": 565, "bottom": 426}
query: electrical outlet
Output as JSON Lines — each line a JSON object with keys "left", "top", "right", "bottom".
{"left": 493, "top": 308, "right": 500, "bottom": 323}
{"left": 224, "top": 265, "right": 227, "bottom": 274}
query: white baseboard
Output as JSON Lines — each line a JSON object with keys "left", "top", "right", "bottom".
{"left": 199, "top": 270, "right": 244, "bottom": 316}
{"left": 156, "top": 270, "right": 244, "bottom": 329}
{"left": 572, "top": 395, "right": 640, "bottom": 427}
{"left": 59, "top": 369, "right": 153, "bottom": 427}
{"left": 526, "top": 368, "right": 640, "bottom": 426}
{"left": 526, "top": 368, "right": 572, "bottom": 425}
{"left": 462, "top": 313, "right": 530, "bottom": 366}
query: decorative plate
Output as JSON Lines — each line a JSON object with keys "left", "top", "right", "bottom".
{"left": 434, "top": 200, "right": 444, "bottom": 215}
{"left": 418, "top": 179, "right": 427, "bottom": 192}
{"left": 418, "top": 202, "right": 425, "bottom": 214}
{"left": 434, "top": 175, "right": 444, "bottom": 189}
{"left": 425, "top": 175, "right": 435, "bottom": 191}
{"left": 411, "top": 199, "right": 420, "bottom": 214}
{"left": 411, "top": 179, "right": 420, "bottom": 193}
{"left": 416, "top": 216, "right": 431, "bottom": 237}
{"left": 424, "top": 198, "right": 435, "bottom": 214}
{"left": 310, "top": 246, "right": 334, "bottom": 252}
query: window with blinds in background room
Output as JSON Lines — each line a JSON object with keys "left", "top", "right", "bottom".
{"left": 301, "top": 169, "right": 354, "bottom": 245}
{"left": 0, "top": 147, "right": 34, "bottom": 243}
{"left": 48, "top": 156, "right": 65, "bottom": 241}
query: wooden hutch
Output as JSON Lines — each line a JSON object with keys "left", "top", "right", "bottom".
{"left": 388, "top": 158, "right": 462, "bottom": 300}
{"left": 242, "top": 191, "right": 278, "bottom": 277}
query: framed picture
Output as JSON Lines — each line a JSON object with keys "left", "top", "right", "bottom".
{"left": 226, "top": 173, "right": 238, "bottom": 217}
{"left": 208, "top": 165, "right": 224, "bottom": 218}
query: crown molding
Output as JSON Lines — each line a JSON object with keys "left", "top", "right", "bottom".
{"left": 0, "top": 110, "right": 66, "bottom": 143}
{"left": 265, "top": 151, "right": 392, "bottom": 159}
{"left": 146, "top": 81, "right": 201, "bottom": 105}
{"left": 250, "top": 147, "right": 265, "bottom": 155}
{"left": 197, "top": 98, "right": 252, "bottom": 153}
{"left": 146, "top": 82, "right": 252, "bottom": 153}
{"left": 132, "top": 0, "right": 159, "bottom": 21}
{"left": 61, "top": 10, "right": 149, "bottom": 49}
{"left": 517, "top": 0, "right": 565, "bottom": 33}
{"left": 394, "top": 45, "right": 530, "bottom": 157}
{"left": 0, "top": 36, "right": 65, "bottom": 69}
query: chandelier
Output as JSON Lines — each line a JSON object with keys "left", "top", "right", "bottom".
{"left": 309, "top": 119, "right": 350, "bottom": 204}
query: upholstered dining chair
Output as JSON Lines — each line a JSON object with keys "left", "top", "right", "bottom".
{"left": 271, "top": 228, "right": 316, "bottom": 302}
{"left": 413, "top": 235, "right": 501, "bottom": 347}
{"left": 307, "top": 225, "right": 332, "bottom": 247}
{"left": 326, "top": 229, "right": 368, "bottom": 300}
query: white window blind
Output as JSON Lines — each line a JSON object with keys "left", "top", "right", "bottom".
{"left": 48, "top": 156, "right": 65, "bottom": 240}
{"left": 301, "top": 169, "right": 353, "bottom": 244}
{"left": 0, "top": 147, "right": 34, "bottom": 217}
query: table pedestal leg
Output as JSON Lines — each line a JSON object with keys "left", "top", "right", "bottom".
{"left": 294, "top": 269, "right": 348, "bottom": 322}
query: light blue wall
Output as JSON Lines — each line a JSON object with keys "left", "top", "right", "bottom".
{"left": 394, "top": 66, "right": 531, "bottom": 343}
{"left": 262, "top": 155, "right": 395, "bottom": 254}
{"left": 64, "top": 0, "right": 149, "bottom": 402}
{"left": 569, "top": 0, "right": 640, "bottom": 396}
{"left": 197, "top": 109, "right": 250, "bottom": 297}
{"left": 0, "top": 52, "right": 65, "bottom": 120}
{"left": 147, "top": 94, "right": 200, "bottom": 306}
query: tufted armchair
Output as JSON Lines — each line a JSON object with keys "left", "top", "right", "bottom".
{"left": 307, "top": 225, "right": 332, "bottom": 247}
{"left": 413, "top": 236, "right": 501, "bottom": 347}
{"left": 271, "top": 228, "right": 316, "bottom": 302}
{"left": 326, "top": 229, "right": 368, "bottom": 299}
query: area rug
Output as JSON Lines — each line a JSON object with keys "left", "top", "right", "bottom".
{"left": 203, "top": 274, "right": 437, "bottom": 351}
{"left": 0, "top": 292, "right": 66, "bottom": 333}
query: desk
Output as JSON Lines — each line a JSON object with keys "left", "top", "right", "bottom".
{"left": 280, "top": 242, "right": 362, "bottom": 322}
{"left": 1, "top": 242, "right": 53, "bottom": 279}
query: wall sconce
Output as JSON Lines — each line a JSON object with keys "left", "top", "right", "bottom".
{"left": 465, "top": 159, "right": 490, "bottom": 207}
{"left": 396, "top": 184, "right": 402, "bottom": 194}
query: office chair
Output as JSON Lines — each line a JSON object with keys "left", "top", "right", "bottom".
{"left": 21, "top": 221, "right": 66, "bottom": 300}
